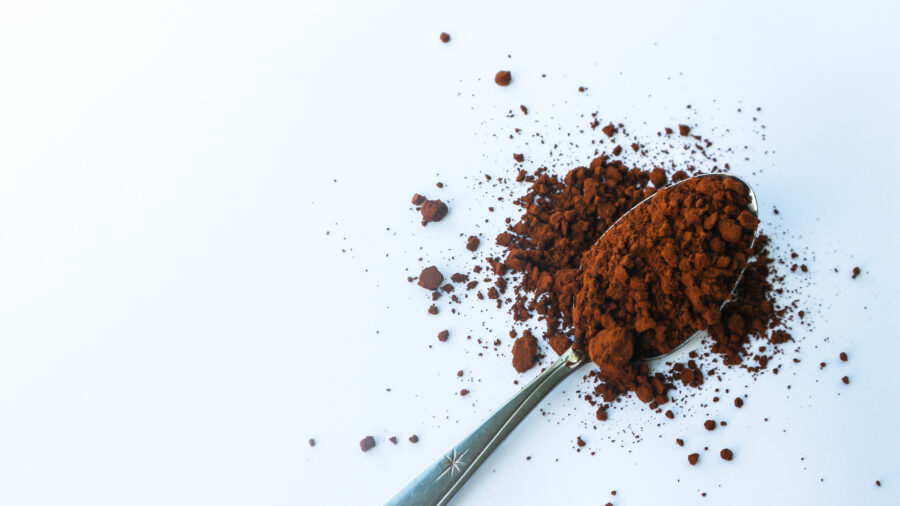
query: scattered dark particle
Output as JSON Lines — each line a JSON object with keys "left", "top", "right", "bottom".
{"left": 720, "top": 448, "right": 734, "bottom": 461}
{"left": 420, "top": 199, "right": 449, "bottom": 225}
{"left": 678, "top": 124, "right": 691, "bottom": 136}
{"left": 704, "top": 420, "right": 717, "bottom": 431}
{"left": 601, "top": 123, "right": 617, "bottom": 137}
{"left": 411, "top": 193, "right": 426, "bottom": 205}
{"left": 389, "top": 436, "right": 398, "bottom": 445}
{"left": 876, "top": 480, "right": 881, "bottom": 487}
{"left": 665, "top": 410, "right": 674, "bottom": 419}
{"left": 520, "top": 105, "right": 528, "bottom": 115}
{"left": 676, "top": 438, "right": 684, "bottom": 447}
{"left": 360, "top": 436, "right": 376, "bottom": 452}
{"left": 840, "top": 352, "right": 848, "bottom": 361}
{"left": 436, "top": 182, "right": 444, "bottom": 188}
{"left": 688, "top": 453, "right": 700, "bottom": 465}
{"left": 576, "top": 436, "right": 587, "bottom": 447}
{"left": 439, "top": 32, "right": 450, "bottom": 43}
{"left": 438, "top": 330, "right": 449, "bottom": 342}
{"left": 418, "top": 266, "right": 444, "bottom": 290}
{"left": 842, "top": 376, "right": 850, "bottom": 384}
{"left": 409, "top": 435, "right": 419, "bottom": 443}
{"left": 664, "top": 127, "right": 674, "bottom": 135}
{"left": 578, "top": 86, "right": 586, "bottom": 92}
{"left": 457, "top": 370, "right": 464, "bottom": 377}
{"left": 852, "top": 266, "right": 862, "bottom": 279}
{"left": 649, "top": 167, "right": 667, "bottom": 188}
{"left": 460, "top": 389, "right": 470, "bottom": 396}
{"left": 513, "top": 153, "right": 525, "bottom": 163}
{"left": 428, "top": 304, "right": 439, "bottom": 315}
{"left": 466, "top": 235, "right": 480, "bottom": 252}
{"left": 494, "top": 70, "right": 512, "bottom": 86}
{"left": 735, "top": 397, "right": 744, "bottom": 408}
{"left": 800, "top": 264, "right": 808, "bottom": 272}
{"left": 596, "top": 406, "right": 608, "bottom": 421}
{"left": 308, "top": 438, "right": 316, "bottom": 447}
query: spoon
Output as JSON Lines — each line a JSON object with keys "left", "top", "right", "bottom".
{"left": 385, "top": 174, "right": 759, "bottom": 506}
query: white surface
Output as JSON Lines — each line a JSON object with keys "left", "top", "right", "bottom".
{"left": 1, "top": 1, "right": 899, "bottom": 505}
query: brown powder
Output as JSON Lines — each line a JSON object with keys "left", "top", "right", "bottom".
{"left": 512, "top": 330, "right": 539, "bottom": 373}
{"left": 688, "top": 453, "right": 700, "bottom": 465}
{"left": 573, "top": 176, "right": 758, "bottom": 399}
{"left": 418, "top": 266, "right": 444, "bottom": 290}
{"left": 439, "top": 32, "right": 450, "bottom": 43}
{"left": 420, "top": 199, "right": 448, "bottom": 225}
{"left": 360, "top": 436, "right": 376, "bottom": 452}
{"left": 495, "top": 71, "right": 512, "bottom": 86}
{"left": 720, "top": 448, "right": 734, "bottom": 461}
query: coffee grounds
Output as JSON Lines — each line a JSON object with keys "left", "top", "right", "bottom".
{"left": 842, "top": 376, "right": 850, "bottom": 384}
{"left": 438, "top": 330, "right": 449, "bottom": 342}
{"left": 688, "top": 453, "right": 700, "bottom": 465}
{"left": 512, "top": 330, "right": 539, "bottom": 372}
{"left": 360, "top": 436, "right": 376, "bottom": 452}
{"left": 495, "top": 71, "right": 512, "bottom": 86}
{"left": 734, "top": 397, "right": 744, "bottom": 408}
{"left": 704, "top": 420, "right": 717, "bottom": 431}
{"left": 409, "top": 435, "right": 419, "bottom": 443}
{"left": 840, "top": 352, "right": 848, "bottom": 361}
{"left": 440, "top": 32, "right": 450, "bottom": 43}
{"left": 420, "top": 199, "right": 448, "bottom": 225}
{"left": 309, "top": 438, "right": 316, "bottom": 447}
{"left": 411, "top": 193, "right": 426, "bottom": 205}
{"left": 720, "top": 448, "right": 733, "bottom": 461}
{"left": 466, "top": 235, "right": 480, "bottom": 251}
{"left": 852, "top": 266, "right": 861, "bottom": 279}
{"left": 573, "top": 176, "right": 758, "bottom": 394}
{"left": 418, "top": 266, "right": 444, "bottom": 290}
{"left": 389, "top": 436, "right": 398, "bottom": 444}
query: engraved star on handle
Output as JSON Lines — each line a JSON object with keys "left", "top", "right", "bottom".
{"left": 384, "top": 347, "right": 584, "bottom": 506}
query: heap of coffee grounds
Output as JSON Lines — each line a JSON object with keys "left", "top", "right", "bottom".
{"left": 490, "top": 148, "right": 792, "bottom": 411}
{"left": 574, "top": 176, "right": 758, "bottom": 394}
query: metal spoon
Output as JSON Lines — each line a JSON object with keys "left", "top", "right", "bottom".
{"left": 385, "top": 174, "right": 759, "bottom": 506}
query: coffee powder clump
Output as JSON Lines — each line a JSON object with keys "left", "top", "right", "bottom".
{"left": 421, "top": 199, "right": 449, "bottom": 225}
{"left": 360, "top": 436, "right": 376, "bottom": 452}
{"left": 720, "top": 448, "right": 734, "bottom": 461}
{"left": 418, "top": 266, "right": 444, "bottom": 290}
{"left": 440, "top": 32, "right": 450, "bottom": 43}
{"left": 495, "top": 71, "right": 512, "bottom": 86}
{"left": 512, "top": 330, "right": 539, "bottom": 373}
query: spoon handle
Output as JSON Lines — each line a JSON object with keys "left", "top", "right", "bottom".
{"left": 385, "top": 347, "right": 585, "bottom": 506}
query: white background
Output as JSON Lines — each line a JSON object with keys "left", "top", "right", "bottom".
{"left": 1, "top": 1, "right": 898, "bottom": 505}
